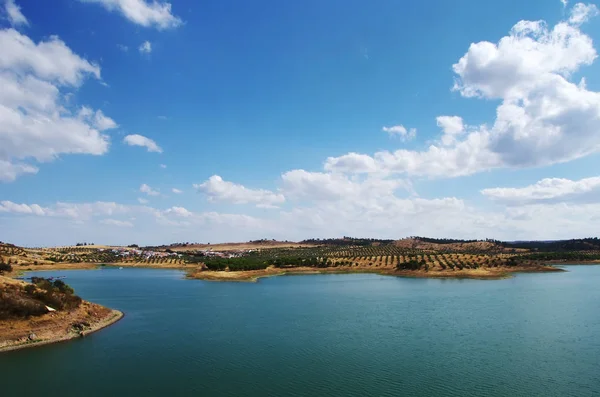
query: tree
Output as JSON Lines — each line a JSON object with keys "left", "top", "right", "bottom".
{"left": 0, "top": 262, "right": 12, "bottom": 273}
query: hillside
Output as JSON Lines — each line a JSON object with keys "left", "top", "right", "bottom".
{"left": 2, "top": 236, "right": 600, "bottom": 283}
{"left": 393, "top": 238, "right": 527, "bottom": 253}
{"left": 0, "top": 275, "right": 122, "bottom": 352}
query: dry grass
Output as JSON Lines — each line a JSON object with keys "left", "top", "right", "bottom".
{"left": 393, "top": 238, "right": 528, "bottom": 253}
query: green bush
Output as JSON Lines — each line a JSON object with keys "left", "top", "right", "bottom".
{"left": 0, "top": 262, "right": 12, "bottom": 273}
{"left": 0, "top": 286, "right": 48, "bottom": 319}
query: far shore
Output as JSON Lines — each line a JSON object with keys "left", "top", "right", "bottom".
{"left": 187, "top": 264, "right": 565, "bottom": 282}
{"left": 9, "top": 262, "right": 196, "bottom": 277}
{"left": 7, "top": 261, "right": 572, "bottom": 283}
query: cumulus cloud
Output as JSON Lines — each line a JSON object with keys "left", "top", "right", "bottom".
{"left": 140, "top": 183, "right": 159, "bottom": 196}
{"left": 79, "top": 0, "right": 182, "bottom": 29}
{"left": 4, "top": 192, "right": 600, "bottom": 245}
{"left": 172, "top": 188, "right": 182, "bottom": 194}
{"left": 436, "top": 116, "right": 464, "bottom": 146}
{"left": 123, "top": 134, "right": 162, "bottom": 153}
{"left": 382, "top": 125, "right": 416, "bottom": 141}
{"left": 78, "top": 107, "right": 118, "bottom": 131}
{"left": 138, "top": 40, "right": 151, "bottom": 54}
{"left": 482, "top": 176, "right": 600, "bottom": 204}
{"left": 0, "top": 200, "right": 129, "bottom": 220}
{"left": 281, "top": 170, "right": 412, "bottom": 202}
{"left": 568, "top": 3, "right": 598, "bottom": 25}
{"left": 0, "top": 24, "right": 114, "bottom": 182}
{"left": 164, "top": 206, "right": 192, "bottom": 217}
{"left": 100, "top": 218, "right": 133, "bottom": 227}
{"left": 4, "top": 0, "right": 28, "bottom": 27}
{"left": 325, "top": 7, "right": 600, "bottom": 178}
{"left": 195, "top": 175, "right": 285, "bottom": 208}
{"left": 0, "top": 200, "right": 45, "bottom": 215}
{"left": 324, "top": 152, "right": 378, "bottom": 173}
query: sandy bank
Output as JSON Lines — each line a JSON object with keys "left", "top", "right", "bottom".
{"left": 10, "top": 262, "right": 197, "bottom": 276}
{"left": 187, "top": 264, "right": 564, "bottom": 282}
{"left": 0, "top": 302, "right": 123, "bottom": 354}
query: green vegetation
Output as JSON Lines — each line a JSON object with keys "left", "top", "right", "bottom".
{"left": 517, "top": 252, "right": 600, "bottom": 261}
{"left": 28, "top": 277, "right": 81, "bottom": 310}
{"left": 0, "top": 262, "right": 12, "bottom": 273}
{"left": 0, "top": 278, "right": 81, "bottom": 320}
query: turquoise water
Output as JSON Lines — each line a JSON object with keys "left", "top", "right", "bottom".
{"left": 1, "top": 266, "right": 600, "bottom": 396}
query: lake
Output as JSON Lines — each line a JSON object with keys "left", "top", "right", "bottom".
{"left": 1, "top": 266, "right": 599, "bottom": 396}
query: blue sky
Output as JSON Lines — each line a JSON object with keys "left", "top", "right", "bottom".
{"left": 2, "top": 0, "right": 600, "bottom": 246}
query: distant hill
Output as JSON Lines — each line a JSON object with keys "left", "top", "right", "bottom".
{"left": 392, "top": 238, "right": 521, "bottom": 253}
{"left": 498, "top": 238, "right": 600, "bottom": 252}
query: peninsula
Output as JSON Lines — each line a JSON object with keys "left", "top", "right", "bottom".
{"left": 0, "top": 275, "right": 122, "bottom": 353}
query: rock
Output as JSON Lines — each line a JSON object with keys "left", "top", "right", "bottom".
{"left": 71, "top": 321, "right": 91, "bottom": 332}
{"left": 28, "top": 333, "right": 37, "bottom": 341}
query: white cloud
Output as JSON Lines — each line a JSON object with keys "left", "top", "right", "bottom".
{"left": 80, "top": 0, "right": 182, "bottom": 29}
{"left": 100, "top": 218, "right": 133, "bottom": 227}
{"left": 568, "top": 3, "right": 598, "bottom": 25}
{"left": 436, "top": 116, "right": 464, "bottom": 146}
{"left": 0, "top": 25, "right": 114, "bottom": 182}
{"left": 0, "top": 200, "right": 129, "bottom": 220}
{"left": 160, "top": 164, "right": 167, "bottom": 169}
{"left": 324, "top": 152, "right": 378, "bottom": 173}
{"left": 382, "top": 125, "right": 416, "bottom": 141}
{"left": 0, "top": 160, "right": 38, "bottom": 182}
{"left": 561, "top": 0, "right": 569, "bottom": 8}
{"left": 140, "top": 183, "right": 159, "bottom": 196}
{"left": 137, "top": 197, "right": 149, "bottom": 204}
{"left": 138, "top": 40, "right": 151, "bottom": 54}
{"left": 0, "top": 200, "right": 45, "bottom": 215}
{"left": 78, "top": 107, "right": 118, "bottom": 131}
{"left": 482, "top": 176, "right": 600, "bottom": 204}
{"left": 195, "top": 175, "right": 285, "bottom": 208}
{"left": 164, "top": 206, "right": 192, "bottom": 217}
{"left": 123, "top": 134, "right": 162, "bottom": 153}
{"left": 325, "top": 9, "right": 600, "bottom": 178}
{"left": 4, "top": 0, "right": 28, "bottom": 27}
{"left": 281, "top": 170, "right": 412, "bottom": 202}
{"left": 172, "top": 188, "right": 182, "bottom": 194}
{"left": 0, "top": 29, "right": 101, "bottom": 85}
{"left": 4, "top": 193, "right": 600, "bottom": 245}
{"left": 117, "top": 44, "right": 128, "bottom": 52}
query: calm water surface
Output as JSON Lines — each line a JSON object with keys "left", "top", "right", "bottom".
{"left": 1, "top": 266, "right": 600, "bottom": 396}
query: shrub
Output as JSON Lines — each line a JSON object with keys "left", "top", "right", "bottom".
{"left": 0, "top": 288, "right": 47, "bottom": 319}
{"left": 0, "top": 262, "right": 12, "bottom": 273}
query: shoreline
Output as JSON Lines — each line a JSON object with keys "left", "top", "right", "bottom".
{"left": 187, "top": 264, "right": 565, "bottom": 282}
{"left": 0, "top": 309, "right": 124, "bottom": 354}
{"left": 8, "top": 260, "right": 575, "bottom": 284}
